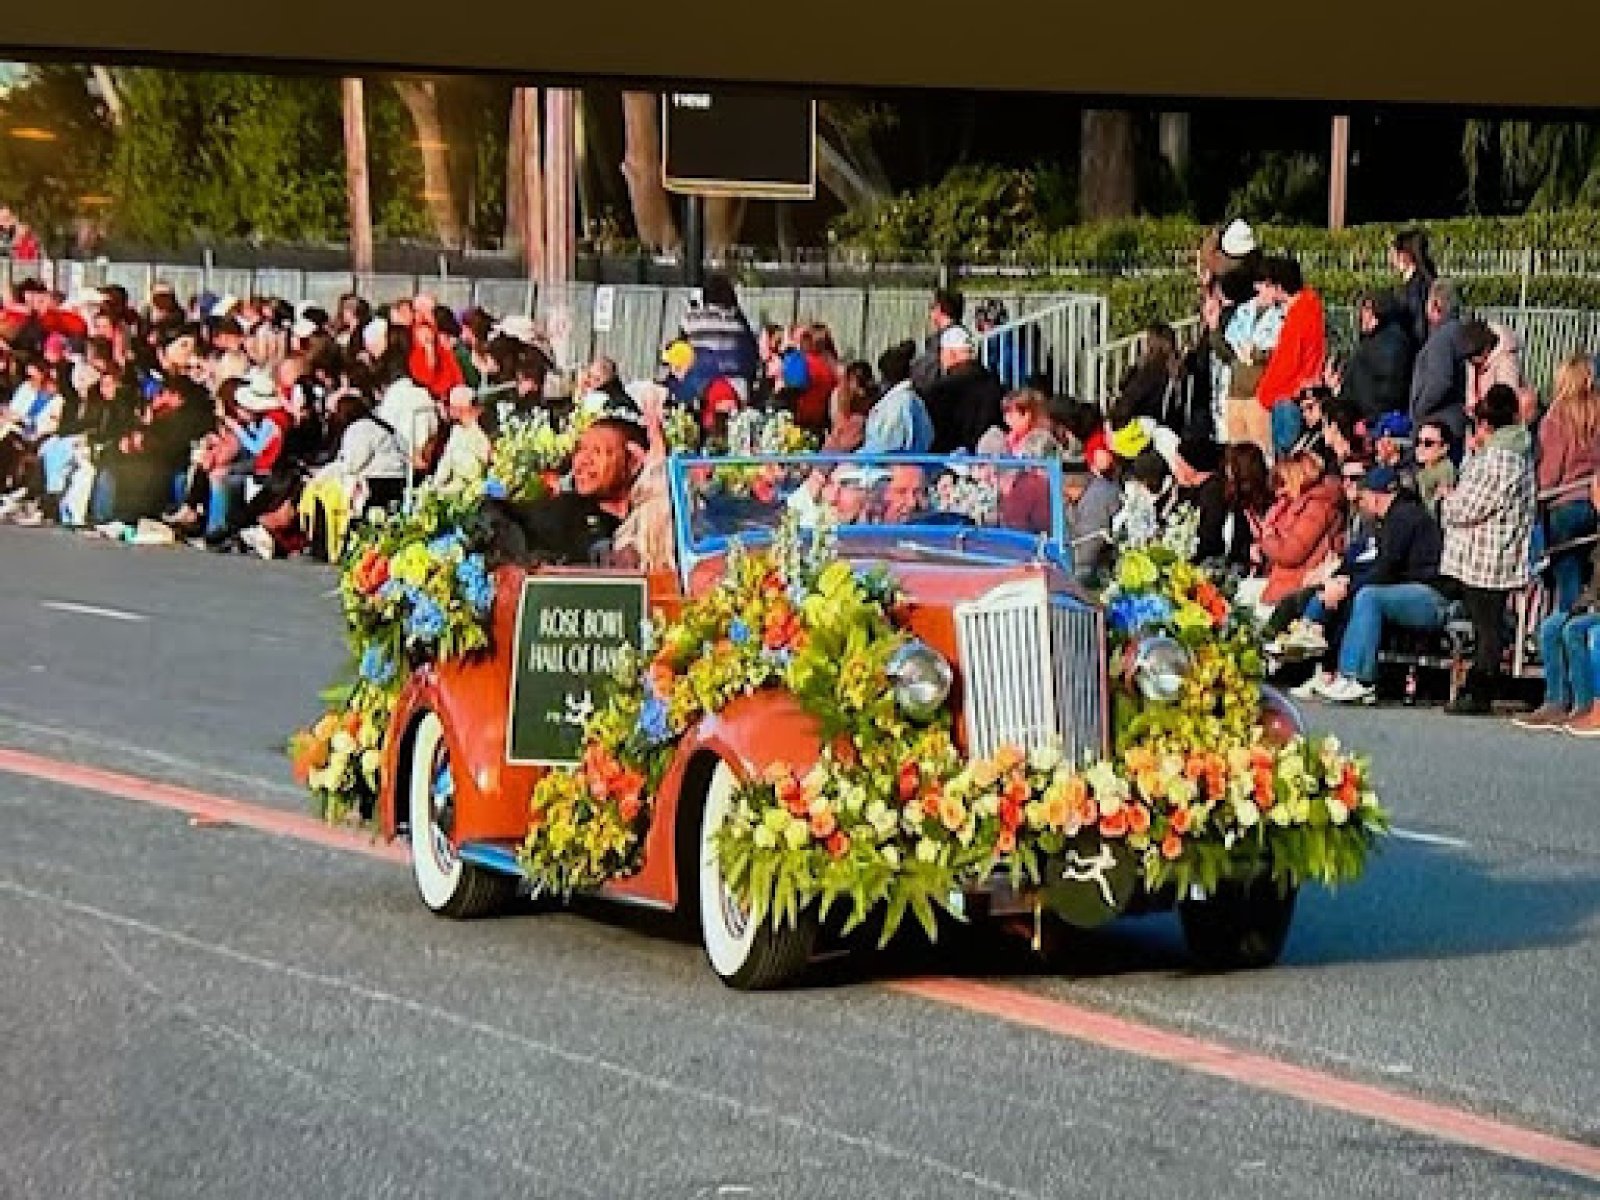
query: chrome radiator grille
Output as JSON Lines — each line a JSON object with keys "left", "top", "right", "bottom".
{"left": 954, "top": 579, "right": 1107, "bottom": 767}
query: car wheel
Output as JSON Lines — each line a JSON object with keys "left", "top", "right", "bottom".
{"left": 408, "top": 711, "right": 517, "bottom": 919}
{"left": 1178, "top": 876, "right": 1297, "bottom": 971}
{"left": 698, "top": 759, "right": 816, "bottom": 990}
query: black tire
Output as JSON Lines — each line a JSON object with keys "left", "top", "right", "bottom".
{"left": 698, "top": 759, "right": 817, "bottom": 990}
{"left": 408, "top": 711, "right": 518, "bottom": 920}
{"left": 1178, "top": 877, "right": 1298, "bottom": 971}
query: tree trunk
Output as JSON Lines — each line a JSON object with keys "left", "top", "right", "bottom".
{"left": 1158, "top": 112, "right": 1190, "bottom": 179}
{"left": 341, "top": 78, "right": 374, "bottom": 274}
{"left": 620, "top": 91, "right": 679, "bottom": 252}
{"left": 393, "top": 79, "right": 464, "bottom": 246}
{"left": 1079, "top": 109, "right": 1138, "bottom": 221}
{"left": 544, "top": 87, "right": 577, "bottom": 286}
{"left": 505, "top": 88, "right": 527, "bottom": 255}
{"left": 705, "top": 196, "right": 746, "bottom": 261}
{"left": 524, "top": 90, "right": 544, "bottom": 281}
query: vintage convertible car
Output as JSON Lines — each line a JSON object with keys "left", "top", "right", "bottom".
{"left": 376, "top": 453, "right": 1306, "bottom": 989}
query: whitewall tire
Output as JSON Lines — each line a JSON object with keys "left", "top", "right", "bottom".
{"left": 698, "top": 759, "right": 815, "bottom": 990}
{"left": 407, "top": 712, "right": 515, "bottom": 919}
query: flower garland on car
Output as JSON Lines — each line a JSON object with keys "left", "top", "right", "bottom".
{"left": 513, "top": 506, "right": 1388, "bottom": 943}
{"left": 289, "top": 482, "right": 502, "bottom": 824}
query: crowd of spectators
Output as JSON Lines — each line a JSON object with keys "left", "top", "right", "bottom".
{"left": 1, "top": 215, "right": 1597, "bottom": 733}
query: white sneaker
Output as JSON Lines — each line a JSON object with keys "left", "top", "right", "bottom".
{"left": 239, "top": 525, "right": 275, "bottom": 560}
{"left": 1291, "top": 669, "right": 1333, "bottom": 700}
{"left": 1320, "top": 675, "right": 1376, "bottom": 705}
{"left": 95, "top": 521, "right": 130, "bottom": 540}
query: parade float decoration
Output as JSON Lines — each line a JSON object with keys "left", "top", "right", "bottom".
{"left": 295, "top": 441, "right": 1387, "bottom": 952}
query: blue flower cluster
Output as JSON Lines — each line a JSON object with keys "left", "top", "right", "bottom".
{"left": 378, "top": 579, "right": 406, "bottom": 605}
{"left": 636, "top": 692, "right": 673, "bottom": 746}
{"left": 455, "top": 554, "right": 494, "bottom": 616}
{"left": 427, "top": 532, "right": 465, "bottom": 558}
{"left": 406, "top": 594, "right": 447, "bottom": 642}
{"left": 760, "top": 644, "right": 794, "bottom": 668}
{"left": 728, "top": 618, "right": 751, "bottom": 646}
{"left": 359, "top": 643, "right": 396, "bottom": 686}
{"left": 483, "top": 476, "right": 508, "bottom": 500}
{"left": 1108, "top": 593, "right": 1174, "bottom": 635}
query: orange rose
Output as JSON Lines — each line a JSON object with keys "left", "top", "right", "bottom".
{"left": 1099, "top": 810, "right": 1130, "bottom": 839}
{"left": 809, "top": 808, "right": 837, "bottom": 839}
{"left": 1170, "top": 807, "right": 1193, "bottom": 835}
{"left": 1253, "top": 769, "right": 1276, "bottom": 811}
{"left": 618, "top": 792, "right": 642, "bottom": 823}
{"left": 826, "top": 831, "right": 851, "bottom": 860}
{"left": 939, "top": 791, "right": 968, "bottom": 832}
{"left": 1127, "top": 804, "right": 1151, "bottom": 836}
{"left": 1160, "top": 833, "right": 1184, "bottom": 860}
{"left": 996, "top": 828, "right": 1017, "bottom": 855}
{"left": 896, "top": 762, "right": 921, "bottom": 803}
{"left": 832, "top": 736, "right": 860, "bottom": 768}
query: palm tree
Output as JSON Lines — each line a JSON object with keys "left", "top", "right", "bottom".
{"left": 1463, "top": 119, "right": 1600, "bottom": 211}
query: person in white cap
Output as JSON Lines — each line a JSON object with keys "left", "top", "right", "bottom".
{"left": 923, "top": 323, "right": 1005, "bottom": 454}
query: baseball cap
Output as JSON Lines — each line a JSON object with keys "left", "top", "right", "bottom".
{"left": 1360, "top": 465, "right": 1401, "bottom": 494}
{"left": 939, "top": 325, "right": 974, "bottom": 352}
{"left": 1221, "top": 219, "right": 1257, "bottom": 257}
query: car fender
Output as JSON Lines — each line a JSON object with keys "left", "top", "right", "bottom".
{"left": 378, "top": 657, "right": 543, "bottom": 846}
{"left": 611, "top": 689, "right": 826, "bottom": 912}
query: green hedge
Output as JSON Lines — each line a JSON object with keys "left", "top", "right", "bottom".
{"left": 967, "top": 272, "right": 1600, "bottom": 338}
{"left": 831, "top": 171, "right": 1600, "bottom": 272}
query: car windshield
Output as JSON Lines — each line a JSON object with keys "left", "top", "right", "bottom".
{"left": 666, "top": 453, "right": 1069, "bottom": 566}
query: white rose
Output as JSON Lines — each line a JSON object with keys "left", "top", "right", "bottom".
{"left": 753, "top": 826, "right": 778, "bottom": 850}
{"left": 1326, "top": 796, "right": 1350, "bottom": 826}
{"left": 1233, "top": 799, "right": 1260, "bottom": 830}
{"left": 331, "top": 732, "right": 356, "bottom": 755}
{"left": 916, "top": 838, "right": 940, "bottom": 865}
{"left": 881, "top": 845, "right": 901, "bottom": 869}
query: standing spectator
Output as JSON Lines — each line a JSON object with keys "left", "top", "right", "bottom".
{"left": 1390, "top": 228, "right": 1438, "bottom": 353}
{"left": 1334, "top": 292, "right": 1414, "bottom": 421}
{"left": 911, "top": 288, "right": 966, "bottom": 393}
{"left": 1412, "top": 420, "right": 1457, "bottom": 517}
{"left": 997, "top": 386, "right": 1052, "bottom": 453}
{"left": 1517, "top": 477, "right": 1600, "bottom": 735}
{"left": 1536, "top": 354, "right": 1600, "bottom": 612}
{"left": 1409, "top": 280, "right": 1483, "bottom": 444}
{"left": 407, "top": 312, "right": 465, "bottom": 403}
{"left": 679, "top": 275, "right": 760, "bottom": 401}
{"left": 1466, "top": 321, "right": 1527, "bottom": 422}
{"left": 1212, "top": 273, "right": 1285, "bottom": 454}
{"left": 1437, "top": 384, "right": 1538, "bottom": 715}
{"left": 925, "top": 326, "right": 1005, "bottom": 455}
{"left": 1255, "top": 256, "right": 1328, "bottom": 458}
{"left": 863, "top": 341, "right": 935, "bottom": 455}
{"left": 778, "top": 326, "right": 841, "bottom": 435}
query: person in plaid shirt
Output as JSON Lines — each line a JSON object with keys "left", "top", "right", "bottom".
{"left": 1437, "top": 384, "right": 1537, "bottom": 715}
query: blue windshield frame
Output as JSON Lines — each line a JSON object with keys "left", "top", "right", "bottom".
{"left": 666, "top": 452, "right": 1070, "bottom": 586}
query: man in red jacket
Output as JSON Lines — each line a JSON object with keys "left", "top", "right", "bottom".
{"left": 1255, "top": 256, "right": 1326, "bottom": 460}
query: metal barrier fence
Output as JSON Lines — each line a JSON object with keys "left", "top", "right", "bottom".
{"left": 975, "top": 296, "right": 1108, "bottom": 402}
{"left": 1089, "top": 305, "right": 1599, "bottom": 410}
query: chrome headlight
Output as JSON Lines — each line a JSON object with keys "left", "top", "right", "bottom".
{"left": 888, "top": 640, "right": 953, "bottom": 723}
{"left": 1131, "top": 635, "right": 1190, "bottom": 705}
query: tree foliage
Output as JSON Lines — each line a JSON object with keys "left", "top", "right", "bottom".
{"left": 0, "top": 65, "right": 114, "bottom": 243}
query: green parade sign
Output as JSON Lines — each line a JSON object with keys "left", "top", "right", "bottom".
{"left": 506, "top": 575, "right": 649, "bottom": 767}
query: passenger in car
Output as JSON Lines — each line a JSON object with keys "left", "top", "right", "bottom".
{"left": 489, "top": 415, "right": 647, "bottom": 565}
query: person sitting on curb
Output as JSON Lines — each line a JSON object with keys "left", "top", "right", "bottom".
{"left": 1515, "top": 475, "right": 1600, "bottom": 738}
{"left": 1313, "top": 466, "right": 1449, "bottom": 706}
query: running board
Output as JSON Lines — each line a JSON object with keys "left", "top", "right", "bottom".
{"left": 456, "top": 841, "right": 674, "bottom": 913}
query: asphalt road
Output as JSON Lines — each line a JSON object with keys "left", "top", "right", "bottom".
{"left": 1, "top": 526, "right": 1597, "bottom": 1199}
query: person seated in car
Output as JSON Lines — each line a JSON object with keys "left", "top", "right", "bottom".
{"left": 490, "top": 413, "right": 647, "bottom": 565}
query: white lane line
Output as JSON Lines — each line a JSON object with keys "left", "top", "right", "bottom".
{"left": 1390, "top": 827, "right": 1473, "bottom": 850}
{"left": 40, "top": 600, "right": 149, "bottom": 623}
